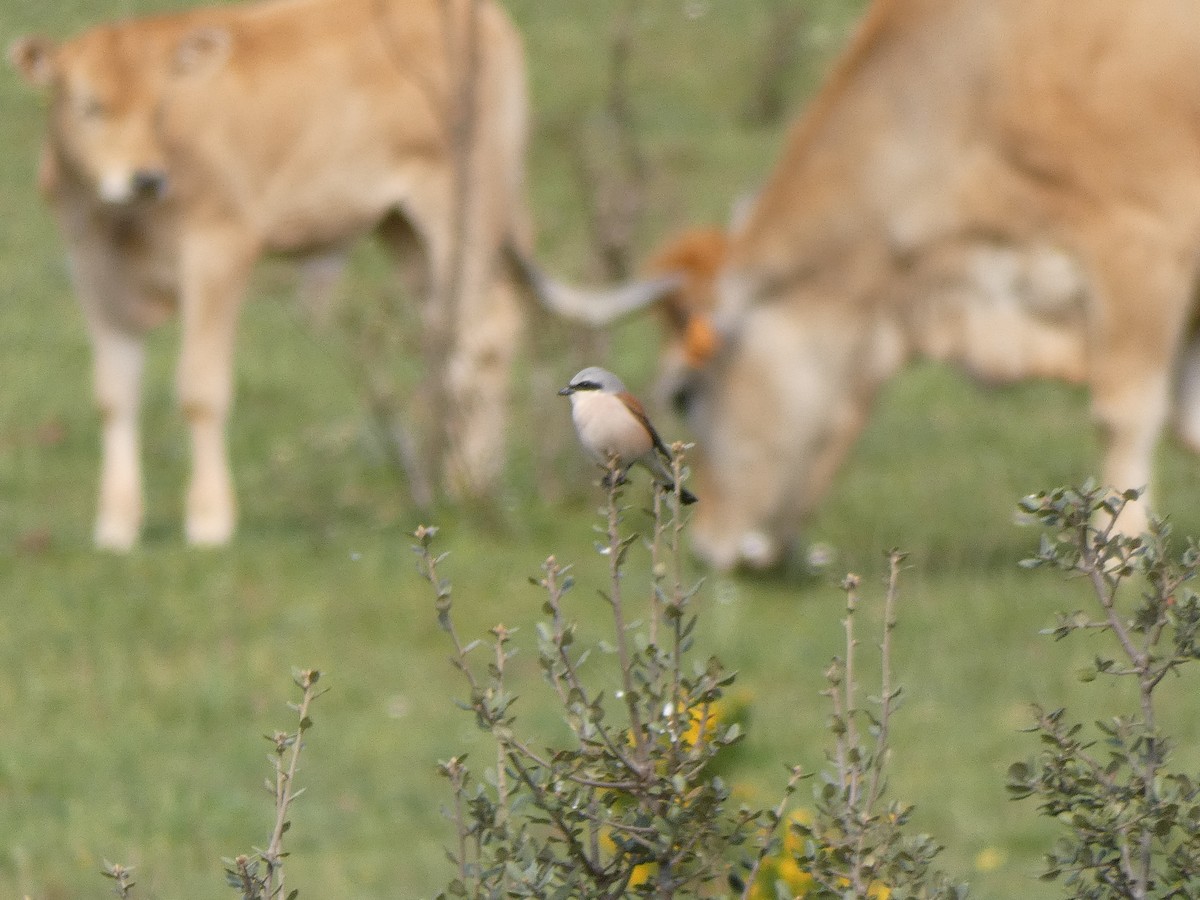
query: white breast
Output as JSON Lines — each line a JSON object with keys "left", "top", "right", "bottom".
{"left": 571, "top": 391, "right": 653, "bottom": 467}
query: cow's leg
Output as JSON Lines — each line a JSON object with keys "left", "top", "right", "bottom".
{"left": 403, "top": 183, "right": 521, "bottom": 499}
{"left": 1086, "top": 232, "right": 1194, "bottom": 536}
{"left": 442, "top": 256, "right": 521, "bottom": 498}
{"left": 176, "top": 233, "right": 256, "bottom": 545}
{"left": 90, "top": 317, "right": 146, "bottom": 550}
{"left": 65, "top": 227, "right": 152, "bottom": 550}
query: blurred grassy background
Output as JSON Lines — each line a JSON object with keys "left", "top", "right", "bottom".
{"left": 5, "top": 1, "right": 1200, "bottom": 897}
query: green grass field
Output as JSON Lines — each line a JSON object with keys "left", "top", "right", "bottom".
{"left": 5, "top": 1, "right": 1200, "bottom": 897}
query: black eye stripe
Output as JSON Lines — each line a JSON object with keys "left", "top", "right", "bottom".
{"left": 571, "top": 380, "right": 602, "bottom": 391}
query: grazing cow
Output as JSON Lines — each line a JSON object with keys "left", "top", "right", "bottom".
{"left": 9, "top": 0, "right": 548, "bottom": 549}
{"left": 572, "top": 0, "right": 1200, "bottom": 569}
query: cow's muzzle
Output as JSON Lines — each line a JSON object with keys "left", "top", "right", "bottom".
{"left": 131, "top": 169, "right": 169, "bottom": 199}
{"left": 99, "top": 168, "right": 169, "bottom": 204}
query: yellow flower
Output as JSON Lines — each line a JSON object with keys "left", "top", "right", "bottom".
{"left": 599, "top": 827, "right": 656, "bottom": 888}
{"left": 783, "top": 807, "right": 815, "bottom": 855}
{"left": 681, "top": 699, "right": 722, "bottom": 747}
{"left": 832, "top": 876, "right": 891, "bottom": 899}
{"left": 776, "top": 855, "right": 815, "bottom": 895}
{"left": 629, "top": 862, "right": 654, "bottom": 887}
{"left": 974, "top": 846, "right": 1005, "bottom": 872}
{"left": 679, "top": 690, "right": 754, "bottom": 748}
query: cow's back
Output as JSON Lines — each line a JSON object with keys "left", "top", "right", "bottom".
{"left": 100, "top": 0, "right": 528, "bottom": 250}
{"left": 735, "top": 0, "right": 1200, "bottom": 285}
{"left": 992, "top": 0, "right": 1200, "bottom": 200}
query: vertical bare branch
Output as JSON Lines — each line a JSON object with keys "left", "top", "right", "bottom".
{"left": 742, "top": 1, "right": 806, "bottom": 126}
{"left": 604, "top": 457, "right": 648, "bottom": 769}
{"left": 865, "top": 551, "right": 902, "bottom": 812}
{"left": 263, "top": 668, "right": 321, "bottom": 900}
{"left": 666, "top": 445, "right": 691, "bottom": 767}
{"left": 571, "top": 0, "right": 649, "bottom": 282}
{"left": 842, "top": 575, "right": 860, "bottom": 803}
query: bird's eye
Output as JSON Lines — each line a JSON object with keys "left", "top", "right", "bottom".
{"left": 574, "top": 380, "right": 601, "bottom": 391}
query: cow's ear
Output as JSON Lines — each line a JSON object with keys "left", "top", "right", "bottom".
{"left": 8, "top": 36, "right": 57, "bottom": 88}
{"left": 172, "top": 26, "right": 230, "bottom": 78}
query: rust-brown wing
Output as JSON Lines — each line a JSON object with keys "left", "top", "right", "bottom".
{"left": 617, "top": 390, "right": 671, "bottom": 459}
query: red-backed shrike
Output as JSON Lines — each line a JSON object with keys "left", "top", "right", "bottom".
{"left": 559, "top": 366, "right": 698, "bottom": 504}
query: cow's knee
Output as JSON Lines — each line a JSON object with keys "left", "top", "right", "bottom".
{"left": 91, "top": 326, "right": 146, "bottom": 550}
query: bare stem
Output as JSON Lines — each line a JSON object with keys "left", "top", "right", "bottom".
{"left": 491, "top": 624, "right": 511, "bottom": 810}
{"left": 604, "top": 459, "right": 648, "bottom": 770}
{"left": 649, "top": 487, "right": 663, "bottom": 650}
{"left": 490, "top": 623, "right": 511, "bottom": 897}
{"left": 842, "top": 576, "right": 860, "bottom": 806}
{"left": 441, "top": 757, "right": 472, "bottom": 890}
{"left": 866, "top": 552, "right": 903, "bottom": 810}
{"left": 666, "top": 445, "right": 690, "bottom": 767}
{"left": 263, "top": 668, "right": 320, "bottom": 900}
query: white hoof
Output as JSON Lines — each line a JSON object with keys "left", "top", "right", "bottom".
{"left": 186, "top": 514, "right": 234, "bottom": 546}
{"left": 95, "top": 516, "right": 138, "bottom": 552}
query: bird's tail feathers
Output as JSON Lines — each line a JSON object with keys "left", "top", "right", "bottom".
{"left": 644, "top": 454, "right": 698, "bottom": 504}
{"left": 655, "top": 479, "right": 699, "bottom": 505}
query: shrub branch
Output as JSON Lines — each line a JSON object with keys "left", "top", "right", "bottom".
{"left": 1011, "top": 482, "right": 1200, "bottom": 898}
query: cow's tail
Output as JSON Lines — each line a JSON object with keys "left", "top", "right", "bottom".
{"left": 483, "top": 1, "right": 677, "bottom": 327}
{"left": 504, "top": 243, "right": 681, "bottom": 327}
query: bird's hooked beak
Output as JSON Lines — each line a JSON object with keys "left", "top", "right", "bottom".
{"left": 558, "top": 385, "right": 575, "bottom": 396}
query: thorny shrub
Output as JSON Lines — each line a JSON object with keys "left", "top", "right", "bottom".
{"left": 1010, "top": 483, "right": 1200, "bottom": 899}
{"left": 415, "top": 449, "right": 962, "bottom": 899}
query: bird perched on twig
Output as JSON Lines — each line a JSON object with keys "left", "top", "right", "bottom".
{"left": 559, "top": 366, "right": 698, "bottom": 504}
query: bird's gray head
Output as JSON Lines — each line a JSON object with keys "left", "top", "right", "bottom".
{"left": 558, "top": 366, "right": 626, "bottom": 396}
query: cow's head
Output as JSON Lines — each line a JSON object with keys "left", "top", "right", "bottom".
{"left": 9, "top": 24, "right": 231, "bottom": 205}
{"left": 531, "top": 223, "right": 900, "bottom": 571}
{"left": 640, "top": 228, "right": 805, "bottom": 571}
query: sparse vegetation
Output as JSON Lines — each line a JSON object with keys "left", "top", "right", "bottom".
{"left": 416, "top": 455, "right": 962, "bottom": 899}
{"left": 417, "top": 457, "right": 757, "bottom": 897}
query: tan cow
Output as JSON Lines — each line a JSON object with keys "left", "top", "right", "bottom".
{"left": 580, "top": 0, "right": 1200, "bottom": 569}
{"left": 9, "top": 0, "right": 541, "bottom": 549}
